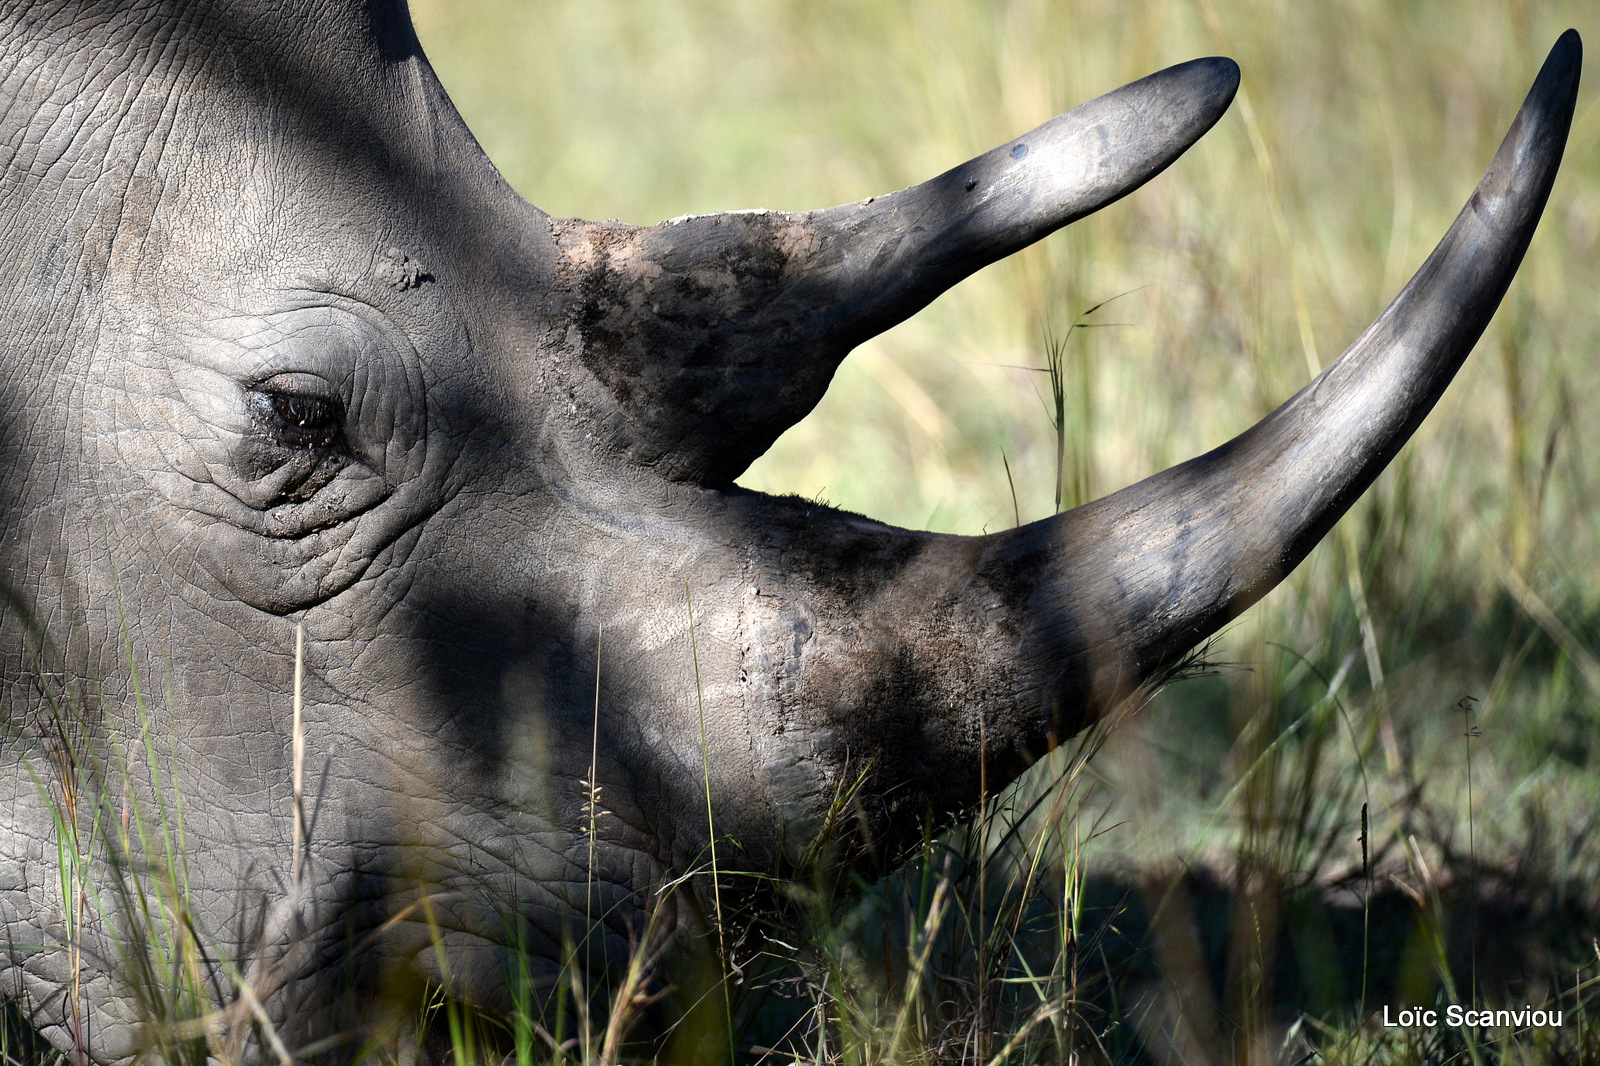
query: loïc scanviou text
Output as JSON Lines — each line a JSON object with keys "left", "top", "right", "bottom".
{"left": 1382, "top": 1006, "right": 1564, "bottom": 1029}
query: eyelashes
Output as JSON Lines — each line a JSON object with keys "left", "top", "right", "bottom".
{"left": 270, "top": 391, "right": 338, "bottom": 433}
{"left": 248, "top": 378, "right": 346, "bottom": 451}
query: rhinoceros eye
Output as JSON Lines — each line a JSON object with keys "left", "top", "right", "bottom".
{"left": 249, "top": 378, "right": 345, "bottom": 450}
{"left": 272, "top": 392, "right": 334, "bottom": 431}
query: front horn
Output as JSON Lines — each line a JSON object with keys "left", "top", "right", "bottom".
{"left": 979, "top": 30, "right": 1581, "bottom": 718}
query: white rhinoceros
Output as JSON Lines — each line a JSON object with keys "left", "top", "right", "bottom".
{"left": 0, "top": 1, "right": 1579, "bottom": 1059}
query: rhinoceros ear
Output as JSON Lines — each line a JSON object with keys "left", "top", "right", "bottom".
{"left": 550, "top": 57, "right": 1240, "bottom": 485}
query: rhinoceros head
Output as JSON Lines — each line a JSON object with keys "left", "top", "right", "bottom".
{"left": 0, "top": 0, "right": 1580, "bottom": 1058}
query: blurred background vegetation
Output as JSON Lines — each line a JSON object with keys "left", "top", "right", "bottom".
{"left": 406, "top": 1, "right": 1600, "bottom": 1061}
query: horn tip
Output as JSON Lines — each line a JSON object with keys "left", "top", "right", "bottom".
{"left": 1535, "top": 30, "right": 1582, "bottom": 106}
{"left": 1509, "top": 30, "right": 1582, "bottom": 160}
{"left": 1554, "top": 27, "right": 1582, "bottom": 59}
{"left": 1163, "top": 55, "right": 1242, "bottom": 116}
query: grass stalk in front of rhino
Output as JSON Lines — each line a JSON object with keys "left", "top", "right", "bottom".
{"left": 685, "top": 582, "right": 736, "bottom": 1065}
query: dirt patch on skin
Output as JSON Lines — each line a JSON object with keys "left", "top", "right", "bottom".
{"left": 773, "top": 216, "right": 822, "bottom": 264}
{"left": 374, "top": 245, "right": 428, "bottom": 290}
{"left": 553, "top": 220, "right": 664, "bottom": 288}
{"left": 546, "top": 211, "right": 829, "bottom": 477}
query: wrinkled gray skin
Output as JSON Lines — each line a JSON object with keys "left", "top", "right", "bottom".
{"left": 0, "top": 1, "right": 1580, "bottom": 1060}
